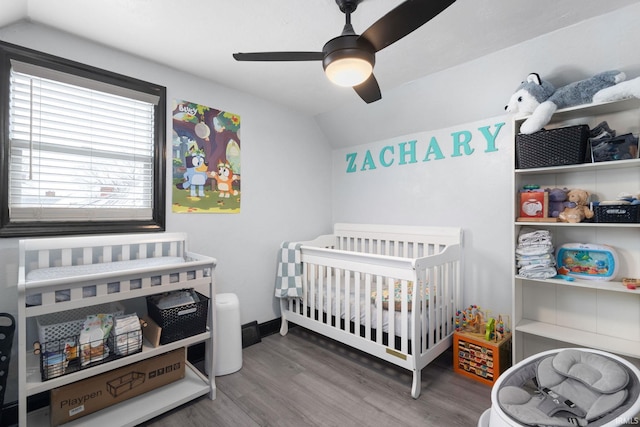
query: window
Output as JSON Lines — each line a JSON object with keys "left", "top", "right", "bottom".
{"left": 0, "top": 41, "right": 166, "bottom": 237}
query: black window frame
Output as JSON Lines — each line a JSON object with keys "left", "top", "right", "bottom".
{"left": 0, "top": 40, "right": 166, "bottom": 237}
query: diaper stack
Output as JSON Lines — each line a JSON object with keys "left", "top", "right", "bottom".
{"left": 515, "top": 229, "right": 556, "bottom": 279}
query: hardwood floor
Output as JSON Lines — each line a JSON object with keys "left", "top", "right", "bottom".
{"left": 142, "top": 327, "right": 492, "bottom": 426}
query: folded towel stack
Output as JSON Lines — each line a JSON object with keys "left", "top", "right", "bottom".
{"left": 515, "top": 229, "right": 557, "bottom": 279}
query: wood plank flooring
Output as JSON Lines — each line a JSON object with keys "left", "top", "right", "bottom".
{"left": 141, "top": 327, "right": 492, "bottom": 427}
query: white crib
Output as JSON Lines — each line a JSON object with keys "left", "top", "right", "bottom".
{"left": 17, "top": 232, "right": 216, "bottom": 426}
{"left": 279, "top": 223, "right": 463, "bottom": 398}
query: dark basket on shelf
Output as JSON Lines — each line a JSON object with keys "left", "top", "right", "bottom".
{"left": 516, "top": 124, "right": 590, "bottom": 169}
{"left": 594, "top": 204, "right": 640, "bottom": 223}
{"left": 146, "top": 290, "right": 209, "bottom": 345}
{"left": 39, "top": 329, "right": 142, "bottom": 381}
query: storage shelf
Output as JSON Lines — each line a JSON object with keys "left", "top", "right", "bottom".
{"left": 515, "top": 276, "right": 640, "bottom": 294}
{"left": 512, "top": 97, "right": 640, "bottom": 364}
{"left": 515, "top": 158, "right": 640, "bottom": 175}
{"left": 25, "top": 332, "right": 210, "bottom": 395}
{"left": 515, "top": 319, "right": 640, "bottom": 359}
{"left": 26, "top": 363, "right": 212, "bottom": 427}
{"left": 515, "top": 221, "right": 640, "bottom": 228}
{"left": 514, "top": 97, "right": 640, "bottom": 125}
{"left": 24, "top": 277, "right": 212, "bottom": 317}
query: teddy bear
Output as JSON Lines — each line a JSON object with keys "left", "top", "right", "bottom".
{"left": 546, "top": 187, "right": 571, "bottom": 218}
{"left": 558, "top": 189, "right": 594, "bottom": 223}
{"left": 505, "top": 71, "right": 640, "bottom": 134}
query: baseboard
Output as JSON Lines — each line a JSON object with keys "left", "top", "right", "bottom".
{"left": 1, "top": 400, "right": 17, "bottom": 427}
{"left": 258, "top": 317, "right": 284, "bottom": 338}
{"left": 241, "top": 321, "right": 261, "bottom": 348}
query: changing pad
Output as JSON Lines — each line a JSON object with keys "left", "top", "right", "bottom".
{"left": 26, "top": 256, "right": 186, "bottom": 282}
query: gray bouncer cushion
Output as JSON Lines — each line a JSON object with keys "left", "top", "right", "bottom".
{"left": 497, "top": 349, "right": 639, "bottom": 426}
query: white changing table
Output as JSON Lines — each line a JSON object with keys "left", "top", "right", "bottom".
{"left": 17, "top": 232, "right": 217, "bottom": 426}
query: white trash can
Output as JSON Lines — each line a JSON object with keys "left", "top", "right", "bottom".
{"left": 214, "top": 293, "right": 242, "bottom": 376}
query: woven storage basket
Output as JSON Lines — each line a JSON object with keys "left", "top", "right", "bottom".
{"left": 147, "top": 290, "right": 209, "bottom": 345}
{"left": 516, "top": 124, "right": 590, "bottom": 169}
{"left": 594, "top": 204, "right": 640, "bottom": 223}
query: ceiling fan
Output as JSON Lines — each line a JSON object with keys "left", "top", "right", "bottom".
{"left": 233, "top": 0, "right": 456, "bottom": 104}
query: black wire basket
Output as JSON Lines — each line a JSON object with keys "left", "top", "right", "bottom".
{"left": 146, "top": 290, "right": 209, "bottom": 345}
{"left": 516, "top": 125, "right": 590, "bottom": 169}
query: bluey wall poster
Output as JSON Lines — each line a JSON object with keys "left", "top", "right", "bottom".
{"left": 172, "top": 100, "right": 241, "bottom": 213}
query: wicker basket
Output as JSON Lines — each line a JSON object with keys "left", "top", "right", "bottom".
{"left": 146, "top": 290, "right": 209, "bottom": 345}
{"left": 516, "top": 125, "right": 590, "bottom": 169}
{"left": 594, "top": 204, "right": 640, "bottom": 223}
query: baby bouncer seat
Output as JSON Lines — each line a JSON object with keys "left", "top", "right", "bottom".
{"left": 480, "top": 348, "right": 640, "bottom": 427}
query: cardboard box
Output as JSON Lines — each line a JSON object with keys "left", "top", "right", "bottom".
{"left": 141, "top": 315, "right": 162, "bottom": 348}
{"left": 50, "top": 347, "right": 185, "bottom": 426}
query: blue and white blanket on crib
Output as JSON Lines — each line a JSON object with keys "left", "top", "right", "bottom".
{"left": 275, "top": 242, "right": 303, "bottom": 298}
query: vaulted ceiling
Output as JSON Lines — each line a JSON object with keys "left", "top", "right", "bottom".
{"left": 2, "top": 0, "right": 638, "bottom": 115}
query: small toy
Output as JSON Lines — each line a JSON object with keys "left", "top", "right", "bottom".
{"left": 546, "top": 187, "right": 571, "bottom": 218}
{"left": 485, "top": 317, "right": 495, "bottom": 341}
{"left": 505, "top": 70, "right": 640, "bottom": 134}
{"left": 556, "top": 243, "right": 618, "bottom": 281}
{"left": 455, "top": 305, "right": 484, "bottom": 333}
{"left": 558, "top": 189, "right": 593, "bottom": 223}
{"left": 622, "top": 278, "right": 639, "bottom": 290}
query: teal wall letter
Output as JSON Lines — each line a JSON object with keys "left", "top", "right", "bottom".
{"left": 361, "top": 150, "right": 377, "bottom": 171}
{"left": 398, "top": 140, "right": 417, "bottom": 165}
{"left": 478, "top": 122, "right": 505, "bottom": 153}
{"left": 379, "top": 145, "right": 394, "bottom": 167}
{"left": 345, "top": 152, "right": 357, "bottom": 173}
{"left": 423, "top": 136, "right": 445, "bottom": 161}
{"left": 451, "top": 130, "right": 474, "bottom": 157}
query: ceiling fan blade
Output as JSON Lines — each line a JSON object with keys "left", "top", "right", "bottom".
{"left": 233, "top": 52, "right": 324, "bottom": 61}
{"left": 360, "top": 0, "right": 455, "bottom": 52}
{"left": 353, "top": 74, "right": 381, "bottom": 104}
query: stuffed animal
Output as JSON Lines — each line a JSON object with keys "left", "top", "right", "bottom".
{"left": 505, "top": 70, "right": 639, "bottom": 134}
{"left": 559, "top": 189, "right": 594, "bottom": 223}
{"left": 547, "top": 187, "right": 571, "bottom": 218}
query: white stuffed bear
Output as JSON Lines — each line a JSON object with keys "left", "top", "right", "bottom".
{"left": 505, "top": 70, "right": 640, "bottom": 134}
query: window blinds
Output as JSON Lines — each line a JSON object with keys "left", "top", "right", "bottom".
{"left": 8, "top": 60, "right": 158, "bottom": 222}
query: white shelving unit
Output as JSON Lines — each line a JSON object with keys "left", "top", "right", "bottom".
{"left": 511, "top": 98, "right": 640, "bottom": 363}
{"left": 17, "top": 233, "right": 217, "bottom": 426}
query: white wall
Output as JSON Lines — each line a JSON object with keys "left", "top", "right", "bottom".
{"left": 328, "top": 3, "right": 640, "bottom": 317}
{"left": 0, "top": 20, "right": 334, "bottom": 402}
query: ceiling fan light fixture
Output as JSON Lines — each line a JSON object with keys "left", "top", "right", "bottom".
{"left": 325, "top": 56, "right": 372, "bottom": 87}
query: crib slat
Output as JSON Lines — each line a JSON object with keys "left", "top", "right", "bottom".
{"left": 317, "top": 266, "right": 324, "bottom": 324}
{"left": 363, "top": 273, "right": 371, "bottom": 340}
{"left": 374, "top": 276, "right": 383, "bottom": 345}
{"left": 326, "top": 267, "right": 332, "bottom": 325}
{"left": 343, "top": 270, "right": 351, "bottom": 333}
